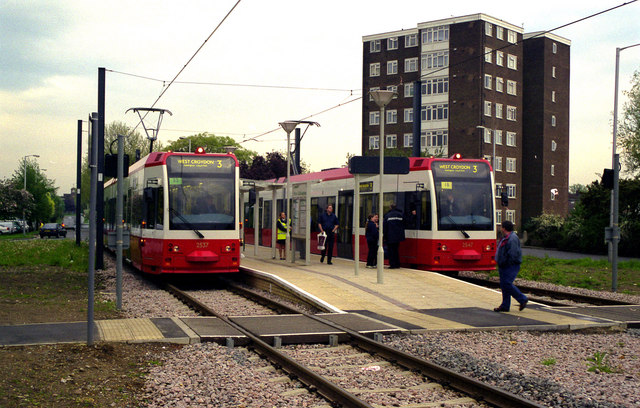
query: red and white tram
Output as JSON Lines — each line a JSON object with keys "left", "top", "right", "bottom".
{"left": 243, "top": 155, "right": 497, "bottom": 272}
{"left": 105, "top": 150, "right": 241, "bottom": 274}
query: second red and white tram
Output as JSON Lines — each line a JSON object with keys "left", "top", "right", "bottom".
{"left": 243, "top": 155, "right": 497, "bottom": 272}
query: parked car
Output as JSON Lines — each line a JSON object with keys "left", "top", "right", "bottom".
{"left": 40, "top": 223, "right": 67, "bottom": 238}
{"left": 11, "top": 221, "right": 23, "bottom": 233}
{"left": 0, "top": 222, "right": 13, "bottom": 234}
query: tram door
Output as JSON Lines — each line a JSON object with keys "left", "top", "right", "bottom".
{"left": 337, "top": 190, "right": 354, "bottom": 259}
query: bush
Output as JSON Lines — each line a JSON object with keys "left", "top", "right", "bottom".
{"left": 523, "top": 213, "right": 565, "bottom": 248}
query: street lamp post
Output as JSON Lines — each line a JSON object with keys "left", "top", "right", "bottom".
{"left": 279, "top": 121, "right": 298, "bottom": 263}
{"left": 23, "top": 154, "right": 40, "bottom": 235}
{"left": 370, "top": 89, "right": 396, "bottom": 284}
{"left": 179, "top": 136, "right": 191, "bottom": 153}
{"left": 609, "top": 42, "right": 640, "bottom": 292}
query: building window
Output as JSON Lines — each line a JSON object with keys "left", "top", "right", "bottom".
{"left": 422, "top": 77, "right": 449, "bottom": 95}
{"left": 369, "top": 136, "right": 379, "bottom": 150}
{"left": 422, "top": 51, "right": 449, "bottom": 69}
{"left": 483, "top": 154, "right": 492, "bottom": 163}
{"left": 507, "top": 30, "right": 517, "bottom": 44}
{"left": 387, "top": 37, "right": 398, "bottom": 50}
{"left": 405, "top": 33, "right": 418, "bottom": 47}
{"left": 496, "top": 50, "right": 504, "bottom": 66}
{"left": 551, "top": 164, "right": 555, "bottom": 176}
{"left": 369, "top": 87, "right": 380, "bottom": 101}
{"left": 387, "top": 85, "right": 398, "bottom": 98}
{"left": 496, "top": 26, "right": 504, "bottom": 40}
{"left": 507, "top": 54, "right": 517, "bottom": 70}
{"left": 495, "top": 103, "right": 503, "bottom": 119}
{"left": 496, "top": 210, "right": 503, "bottom": 224}
{"left": 551, "top": 90, "right": 556, "bottom": 102}
{"left": 484, "top": 128, "right": 492, "bottom": 144}
{"left": 553, "top": 42, "right": 557, "bottom": 54}
{"left": 506, "top": 157, "right": 516, "bottom": 172}
{"left": 404, "top": 133, "right": 413, "bottom": 148}
{"left": 507, "top": 184, "right": 516, "bottom": 198}
{"left": 485, "top": 22, "right": 493, "bottom": 36}
{"left": 386, "top": 134, "right": 397, "bottom": 148}
{"left": 421, "top": 104, "right": 449, "bottom": 121}
{"left": 387, "top": 60, "right": 398, "bottom": 75}
{"left": 422, "top": 26, "right": 449, "bottom": 44}
{"left": 386, "top": 109, "right": 397, "bottom": 124}
{"left": 552, "top": 66, "right": 556, "bottom": 78}
{"left": 506, "top": 106, "right": 516, "bottom": 121}
{"left": 484, "top": 74, "right": 492, "bottom": 89}
{"left": 369, "top": 111, "right": 380, "bottom": 125}
{"left": 495, "top": 130, "right": 503, "bottom": 145}
{"left": 495, "top": 183, "right": 503, "bottom": 196}
{"left": 506, "top": 131, "right": 516, "bottom": 146}
{"left": 485, "top": 47, "right": 492, "bottom": 63}
{"left": 551, "top": 140, "right": 557, "bottom": 151}
{"left": 370, "top": 40, "right": 381, "bottom": 53}
{"left": 404, "top": 83, "right": 414, "bottom": 98}
{"left": 507, "top": 80, "right": 517, "bottom": 95}
{"left": 495, "top": 156, "right": 503, "bottom": 171}
{"left": 422, "top": 130, "right": 448, "bottom": 147}
{"left": 404, "top": 108, "right": 413, "bottom": 123}
{"left": 496, "top": 77, "right": 504, "bottom": 92}
{"left": 551, "top": 115, "right": 556, "bottom": 127}
{"left": 370, "top": 63, "right": 380, "bottom": 77}
{"left": 484, "top": 101, "right": 492, "bottom": 117}
{"left": 506, "top": 210, "right": 515, "bottom": 222}
{"left": 404, "top": 57, "right": 418, "bottom": 73}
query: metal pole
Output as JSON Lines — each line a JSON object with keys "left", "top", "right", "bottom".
{"left": 87, "top": 113, "right": 98, "bottom": 346}
{"left": 412, "top": 81, "right": 421, "bottom": 157}
{"left": 23, "top": 159, "right": 26, "bottom": 236}
{"left": 354, "top": 174, "right": 360, "bottom": 276}
{"left": 115, "top": 134, "right": 124, "bottom": 310}
{"left": 96, "top": 68, "right": 105, "bottom": 270}
{"left": 377, "top": 106, "right": 385, "bottom": 284}
{"left": 286, "top": 130, "right": 292, "bottom": 263}
{"left": 272, "top": 187, "right": 277, "bottom": 259}
{"left": 76, "top": 120, "right": 82, "bottom": 245}
{"left": 610, "top": 47, "right": 621, "bottom": 292}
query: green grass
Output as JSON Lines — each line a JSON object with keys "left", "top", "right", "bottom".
{"left": 541, "top": 358, "right": 557, "bottom": 366}
{"left": 587, "top": 351, "right": 620, "bottom": 373}
{"left": 0, "top": 239, "right": 89, "bottom": 272}
{"left": 486, "top": 255, "right": 640, "bottom": 296}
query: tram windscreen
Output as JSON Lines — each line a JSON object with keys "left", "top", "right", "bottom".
{"left": 167, "top": 155, "right": 236, "bottom": 231}
{"left": 432, "top": 161, "right": 493, "bottom": 231}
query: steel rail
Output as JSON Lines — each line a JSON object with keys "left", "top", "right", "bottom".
{"left": 225, "top": 280, "right": 545, "bottom": 408}
{"left": 165, "top": 284, "right": 376, "bottom": 408}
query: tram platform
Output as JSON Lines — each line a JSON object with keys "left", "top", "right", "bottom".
{"left": 239, "top": 244, "right": 635, "bottom": 333}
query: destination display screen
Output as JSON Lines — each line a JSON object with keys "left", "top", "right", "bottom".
{"left": 432, "top": 161, "right": 491, "bottom": 179}
{"left": 167, "top": 155, "right": 235, "bottom": 185}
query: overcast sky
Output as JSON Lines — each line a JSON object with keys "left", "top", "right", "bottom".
{"left": 1, "top": 0, "right": 639, "bottom": 194}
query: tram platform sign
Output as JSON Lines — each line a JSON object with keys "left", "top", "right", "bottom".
{"left": 348, "top": 156, "right": 410, "bottom": 175}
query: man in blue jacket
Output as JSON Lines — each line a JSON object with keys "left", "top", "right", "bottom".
{"left": 383, "top": 204, "right": 405, "bottom": 269}
{"left": 494, "top": 220, "right": 528, "bottom": 312}
{"left": 318, "top": 205, "right": 339, "bottom": 264}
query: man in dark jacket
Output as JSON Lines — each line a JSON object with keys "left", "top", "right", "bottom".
{"left": 383, "top": 204, "right": 405, "bottom": 269}
{"left": 494, "top": 220, "right": 528, "bottom": 312}
{"left": 318, "top": 205, "right": 339, "bottom": 264}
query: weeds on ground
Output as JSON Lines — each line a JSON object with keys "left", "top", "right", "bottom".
{"left": 586, "top": 351, "right": 620, "bottom": 374}
{"left": 541, "top": 358, "right": 557, "bottom": 366}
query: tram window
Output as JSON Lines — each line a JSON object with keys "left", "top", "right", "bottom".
{"left": 262, "top": 200, "right": 272, "bottom": 229}
{"left": 155, "top": 187, "right": 163, "bottom": 230}
{"left": 420, "top": 191, "right": 432, "bottom": 230}
{"left": 359, "top": 194, "right": 375, "bottom": 227}
{"left": 313, "top": 196, "right": 336, "bottom": 231}
{"left": 244, "top": 203, "right": 254, "bottom": 228}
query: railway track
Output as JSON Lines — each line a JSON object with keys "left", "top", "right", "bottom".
{"left": 453, "top": 275, "right": 636, "bottom": 306}
{"left": 165, "top": 282, "right": 545, "bottom": 408}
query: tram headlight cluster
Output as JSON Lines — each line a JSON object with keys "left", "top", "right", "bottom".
{"left": 436, "top": 243, "right": 449, "bottom": 252}
{"left": 168, "top": 243, "right": 181, "bottom": 253}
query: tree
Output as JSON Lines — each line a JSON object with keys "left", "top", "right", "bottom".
{"left": 165, "top": 132, "right": 256, "bottom": 163}
{"left": 0, "top": 179, "right": 34, "bottom": 220}
{"left": 569, "top": 184, "right": 588, "bottom": 194}
{"left": 618, "top": 70, "right": 640, "bottom": 176}
{"left": 9, "top": 157, "right": 57, "bottom": 227}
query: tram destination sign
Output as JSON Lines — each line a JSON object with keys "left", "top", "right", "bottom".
{"left": 432, "top": 161, "right": 490, "bottom": 178}
{"left": 167, "top": 155, "right": 235, "bottom": 174}
{"left": 348, "top": 156, "right": 410, "bottom": 175}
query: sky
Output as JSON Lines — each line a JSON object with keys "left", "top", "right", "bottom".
{"left": 1, "top": 0, "right": 639, "bottom": 194}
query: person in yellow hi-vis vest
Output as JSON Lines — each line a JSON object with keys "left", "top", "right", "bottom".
{"left": 276, "top": 212, "right": 290, "bottom": 260}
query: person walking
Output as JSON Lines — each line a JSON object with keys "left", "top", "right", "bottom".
{"left": 494, "top": 220, "right": 528, "bottom": 312}
{"left": 317, "top": 204, "right": 338, "bottom": 264}
{"left": 276, "top": 212, "right": 290, "bottom": 260}
{"left": 365, "top": 214, "right": 379, "bottom": 268}
{"left": 383, "top": 204, "right": 405, "bottom": 269}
